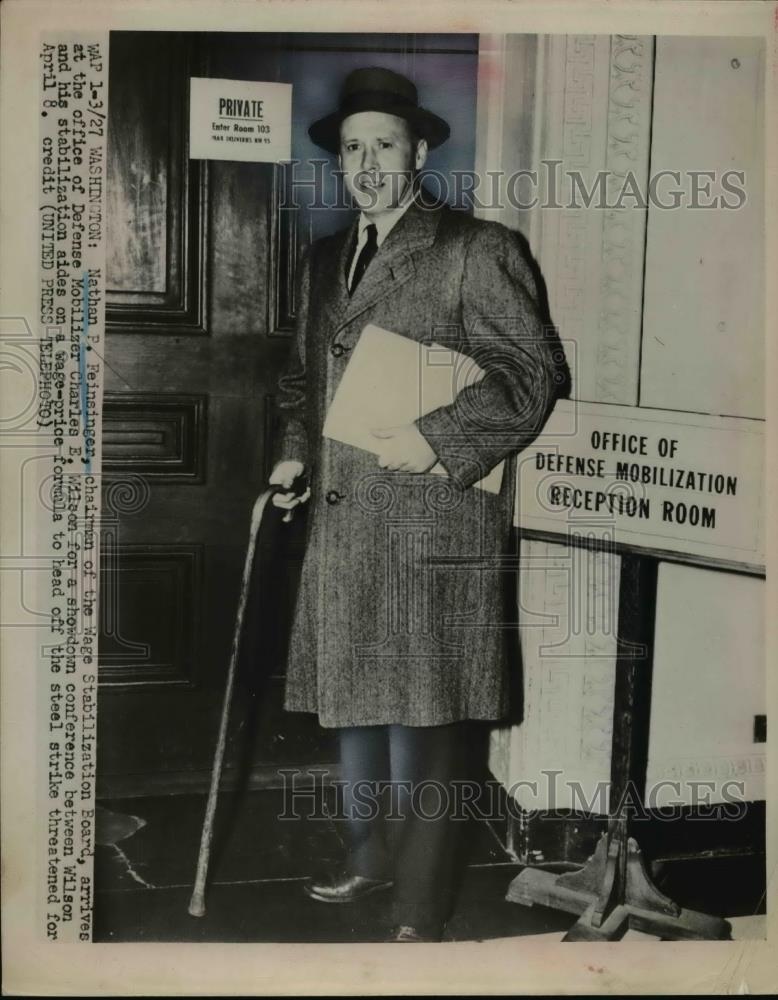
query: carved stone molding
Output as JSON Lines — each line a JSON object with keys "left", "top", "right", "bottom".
{"left": 597, "top": 35, "right": 654, "bottom": 404}
{"left": 508, "top": 538, "right": 621, "bottom": 812}
{"left": 534, "top": 34, "right": 653, "bottom": 406}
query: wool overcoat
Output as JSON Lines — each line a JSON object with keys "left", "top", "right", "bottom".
{"left": 275, "top": 197, "right": 560, "bottom": 728}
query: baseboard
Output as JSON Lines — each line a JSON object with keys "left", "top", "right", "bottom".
{"left": 499, "top": 801, "right": 766, "bottom": 866}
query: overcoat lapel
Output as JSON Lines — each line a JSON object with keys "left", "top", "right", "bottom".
{"left": 314, "top": 220, "right": 356, "bottom": 334}
{"left": 326, "top": 200, "right": 444, "bottom": 340}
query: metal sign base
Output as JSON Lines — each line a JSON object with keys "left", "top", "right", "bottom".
{"left": 506, "top": 830, "right": 732, "bottom": 942}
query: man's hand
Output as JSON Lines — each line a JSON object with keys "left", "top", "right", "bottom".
{"left": 269, "top": 459, "right": 311, "bottom": 512}
{"left": 371, "top": 424, "right": 437, "bottom": 473}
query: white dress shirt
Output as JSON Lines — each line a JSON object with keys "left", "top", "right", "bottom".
{"left": 347, "top": 192, "right": 415, "bottom": 291}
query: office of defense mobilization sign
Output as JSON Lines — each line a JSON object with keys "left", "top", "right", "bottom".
{"left": 515, "top": 400, "right": 764, "bottom": 570}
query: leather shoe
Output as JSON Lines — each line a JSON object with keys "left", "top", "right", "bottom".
{"left": 303, "top": 869, "right": 393, "bottom": 903}
{"left": 387, "top": 922, "right": 443, "bottom": 943}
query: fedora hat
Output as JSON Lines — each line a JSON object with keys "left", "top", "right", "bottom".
{"left": 308, "top": 66, "right": 450, "bottom": 154}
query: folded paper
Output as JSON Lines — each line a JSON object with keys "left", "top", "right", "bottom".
{"left": 323, "top": 324, "right": 504, "bottom": 494}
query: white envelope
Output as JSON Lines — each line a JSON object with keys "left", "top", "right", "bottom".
{"left": 322, "top": 324, "right": 504, "bottom": 494}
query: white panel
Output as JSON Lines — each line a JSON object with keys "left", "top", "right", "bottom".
{"left": 647, "top": 562, "right": 765, "bottom": 806}
{"left": 641, "top": 37, "right": 765, "bottom": 417}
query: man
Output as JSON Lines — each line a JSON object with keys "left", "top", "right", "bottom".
{"left": 269, "top": 66, "right": 563, "bottom": 942}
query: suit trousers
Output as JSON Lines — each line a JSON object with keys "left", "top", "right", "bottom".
{"left": 337, "top": 720, "right": 473, "bottom": 929}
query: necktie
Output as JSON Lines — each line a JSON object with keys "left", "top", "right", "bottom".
{"left": 348, "top": 223, "right": 378, "bottom": 295}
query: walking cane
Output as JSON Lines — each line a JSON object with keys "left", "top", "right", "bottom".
{"left": 188, "top": 486, "right": 295, "bottom": 917}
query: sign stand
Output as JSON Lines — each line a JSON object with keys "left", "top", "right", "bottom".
{"left": 506, "top": 552, "right": 732, "bottom": 941}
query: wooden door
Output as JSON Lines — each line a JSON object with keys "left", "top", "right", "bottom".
{"left": 97, "top": 31, "right": 324, "bottom": 795}
{"left": 97, "top": 30, "right": 479, "bottom": 796}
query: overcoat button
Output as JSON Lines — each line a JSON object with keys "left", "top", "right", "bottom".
{"left": 325, "top": 489, "right": 345, "bottom": 505}
{"left": 330, "top": 343, "right": 346, "bottom": 358}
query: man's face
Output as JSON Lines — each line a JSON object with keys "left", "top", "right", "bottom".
{"left": 339, "top": 111, "right": 428, "bottom": 216}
